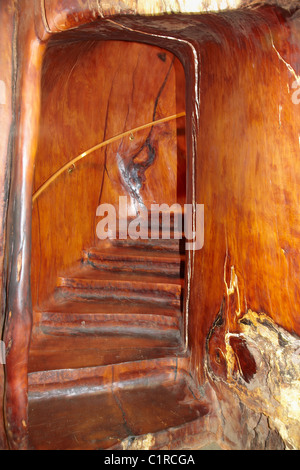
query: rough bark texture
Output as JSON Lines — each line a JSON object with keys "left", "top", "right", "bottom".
{"left": 241, "top": 1, "right": 299, "bottom": 10}
{"left": 207, "top": 309, "right": 300, "bottom": 449}
{"left": 210, "top": 380, "right": 286, "bottom": 450}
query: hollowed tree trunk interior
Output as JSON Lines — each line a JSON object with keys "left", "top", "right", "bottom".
{"left": 3, "top": 5, "right": 298, "bottom": 451}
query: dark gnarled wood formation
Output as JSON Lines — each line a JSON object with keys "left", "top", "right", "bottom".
{"left": 0, "top": 0, "right": 299, "bottom": 450}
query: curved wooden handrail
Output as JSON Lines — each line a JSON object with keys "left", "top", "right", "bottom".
{"left": 32, "top": 112, "right": 186, "bottom": 203}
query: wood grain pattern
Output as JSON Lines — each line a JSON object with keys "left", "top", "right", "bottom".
{"left": 2, "top": 0, "right": 300, "bottom": 450}
{"left": 2, "top": 0, "right": 47, "bottom": 449}
{"left": 43, "top": 0, "right": 244, "bottom": 33}
{"left": 58, "top": 5, "right": 299, "bottom": 379}
{"left": 0, "top": 0, "right": 16, "bottom": 450}
{"left": 29, "top": 237, "right": 185, "bottom": 371}
{"left": 27, "top": 356, "right": 189, "bottom": 394}
{"left": 189, "top": 6, "right": 300, "bottom": 383}
{"left": 31, "top": 39, "right": 185, "bottom": 314}
{"left": 28, "top": 371, "right": 213, "bottom": 450}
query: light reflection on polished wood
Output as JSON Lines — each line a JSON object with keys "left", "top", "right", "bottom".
{"left": 1, "top": 0, "right": 299, "bottom": 450}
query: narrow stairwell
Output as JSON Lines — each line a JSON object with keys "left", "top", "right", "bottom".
{"left": 28, "top": 237, "right": 214, "bottom": 450}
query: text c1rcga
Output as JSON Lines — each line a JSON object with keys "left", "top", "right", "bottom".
{"left": 148, "top": 454, "right": 195, "bottom": 465}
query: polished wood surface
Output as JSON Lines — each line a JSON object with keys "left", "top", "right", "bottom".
{"left": 29, "top": 239, "right": 185, "bottom": 373}
{"left": 191, "top": 7, "right": 300, "bottom": 381}
{"left": 1, "top": 0, "right": 299, "bottom": 450}
{"left": 2, "top": 0, "right": 46, "bottom": 449}
{"left": 0, "top": 0, "right": 15, "bottom": 450}
{"left": 31, "top": 40, "right": 185, "bottom": 312}
{"left": 32, "top": 112, "right": 185, "bottom": 203}
{"left": 42, "top": 0, "right": 243, "bottom": 33}
{"left": 28, "top": 370, "right": 213, "bottom": 450}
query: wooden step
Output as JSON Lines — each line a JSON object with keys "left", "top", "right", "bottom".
{"left": 82, "top": 246, "right": 185, "bottom": 277}
{"left": 57, "top": 266, "right": 184, "bottom": 306}
{"left": 37, "top": 298, "right": 181, "bottom": 336}
{"left": 28, "top": 326, "right": 182, "bottom": 372}
{"left": 28, "top": 357, "right": 189, "bottom": 397}
{"left": 28, "top": 367, "right": 214, "bottom": 450}
{"left": 39, "top": 297, "right": 181, "bottom": 316}
{"left": 39, "top": 313, "right": 181, "bottom": 336}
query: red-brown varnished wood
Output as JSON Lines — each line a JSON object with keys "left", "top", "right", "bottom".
{"left": 0, "top": 0, "right": 16, "bottom": 450}
{"left": 188, "top": 7, "right": 300, "bottom": 384}
{"left": 31, "top": 39, "right": 185, "bottom": 316}
{"left": 38, "top": 303, "right": 181, "bottom": 335}
{"left": 29, "top": 234, "right": 185, "bottom": 372}
{"left": 57, "top": 267, "right": 183, "bottom": 304}
{"left": 36, "top": 297, "right": 180, "bottom": 316}
{"left": 28, "top": 371, "right": 213, "bottom": 450}
{"left": 28, "top": 356, "right": 191, "bottom": 398}
{"left": 28, "top": 332, "right": 182, "bottom": 372}
{"left": 3, "top": 0, "right": 47, "bottom": 449}
{"left": 2, "top": 0, "right": 300, "bottom": 451}
{"left": 61, "top": 6, "right": 299, "bottom": 383}
{"left": 82, "top": 246, "right": 184, "bottom": 277}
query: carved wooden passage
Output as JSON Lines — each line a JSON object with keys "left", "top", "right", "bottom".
{"left": 1, "top": 0, "right": 300, "bottom": 450}
{"left": 31, "top": 41, "right": 186, "bottom": 309}
{"left": 27, "top": 38, "right": 193, "bottom": 449}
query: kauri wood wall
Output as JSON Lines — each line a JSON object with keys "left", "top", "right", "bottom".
{"left": 0, "top": 0, "right": 299, "bottom": 449}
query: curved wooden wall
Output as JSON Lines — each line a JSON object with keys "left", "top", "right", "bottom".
{"left": 31, "top": 39, "right": 186, "bottom": 313}
{"left": 1, "top": 0, "right": 299, "bottom": 449}
{"left": 0, "top": 0, "right": 16, "bottom": 450}
{"left": 42, "top": 0, "right": 243, "bottom": 33}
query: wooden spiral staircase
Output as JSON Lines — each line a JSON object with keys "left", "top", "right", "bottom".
{"left": 3, "top": 1, "right": 299, "bottom": 451}
{"left": 17, "top": 35, "right": 219, "bottom": 450}
{"left": 28, "top": 236, "right": 215, "bottom": 450}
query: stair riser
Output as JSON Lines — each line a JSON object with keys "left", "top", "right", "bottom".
{"left": 57, "top": 274, "right": 183, "bottom": 305}
{"left": 40, "top": 325, "right": 180, "bottom": 340}
{"left": 28, "top": 357, "right": 190, "bottom": 398}
{"left": 40, "top": 313, "right": 181, "bottom": 336}
{"left": 57, "top": 287, "right": 182, "bottom": 307}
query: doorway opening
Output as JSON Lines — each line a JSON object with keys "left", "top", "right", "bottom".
{"left": 29, "top": 39, "right": 188, "bottom": 374}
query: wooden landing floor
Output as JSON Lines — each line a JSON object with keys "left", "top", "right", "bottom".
{"left": 28, "top": 376, "right": 213, "bottom": 450}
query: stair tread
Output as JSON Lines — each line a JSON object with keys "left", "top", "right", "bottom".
{"left": 28, "top": 329, "right": 182, "bottom": 372}
{"left": 57, "top": 267, "right": 183, "bottom": 305}
{"left": 39, "top": 313, "right": 180, "bottom": 336}
{"left": 58, "top": 265, "right": 184, "bottom": 286}
{"left": 37, "top": 298, "right": 181, "bottom": 316}
{"left": 107, "top": 237, "right": 185, "bottom": 253}
{"left": 28, "top": 376, "right": 210, "bottom": 450}
{"left": 82, "top": 245, "right": 185, "bottom": 276}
